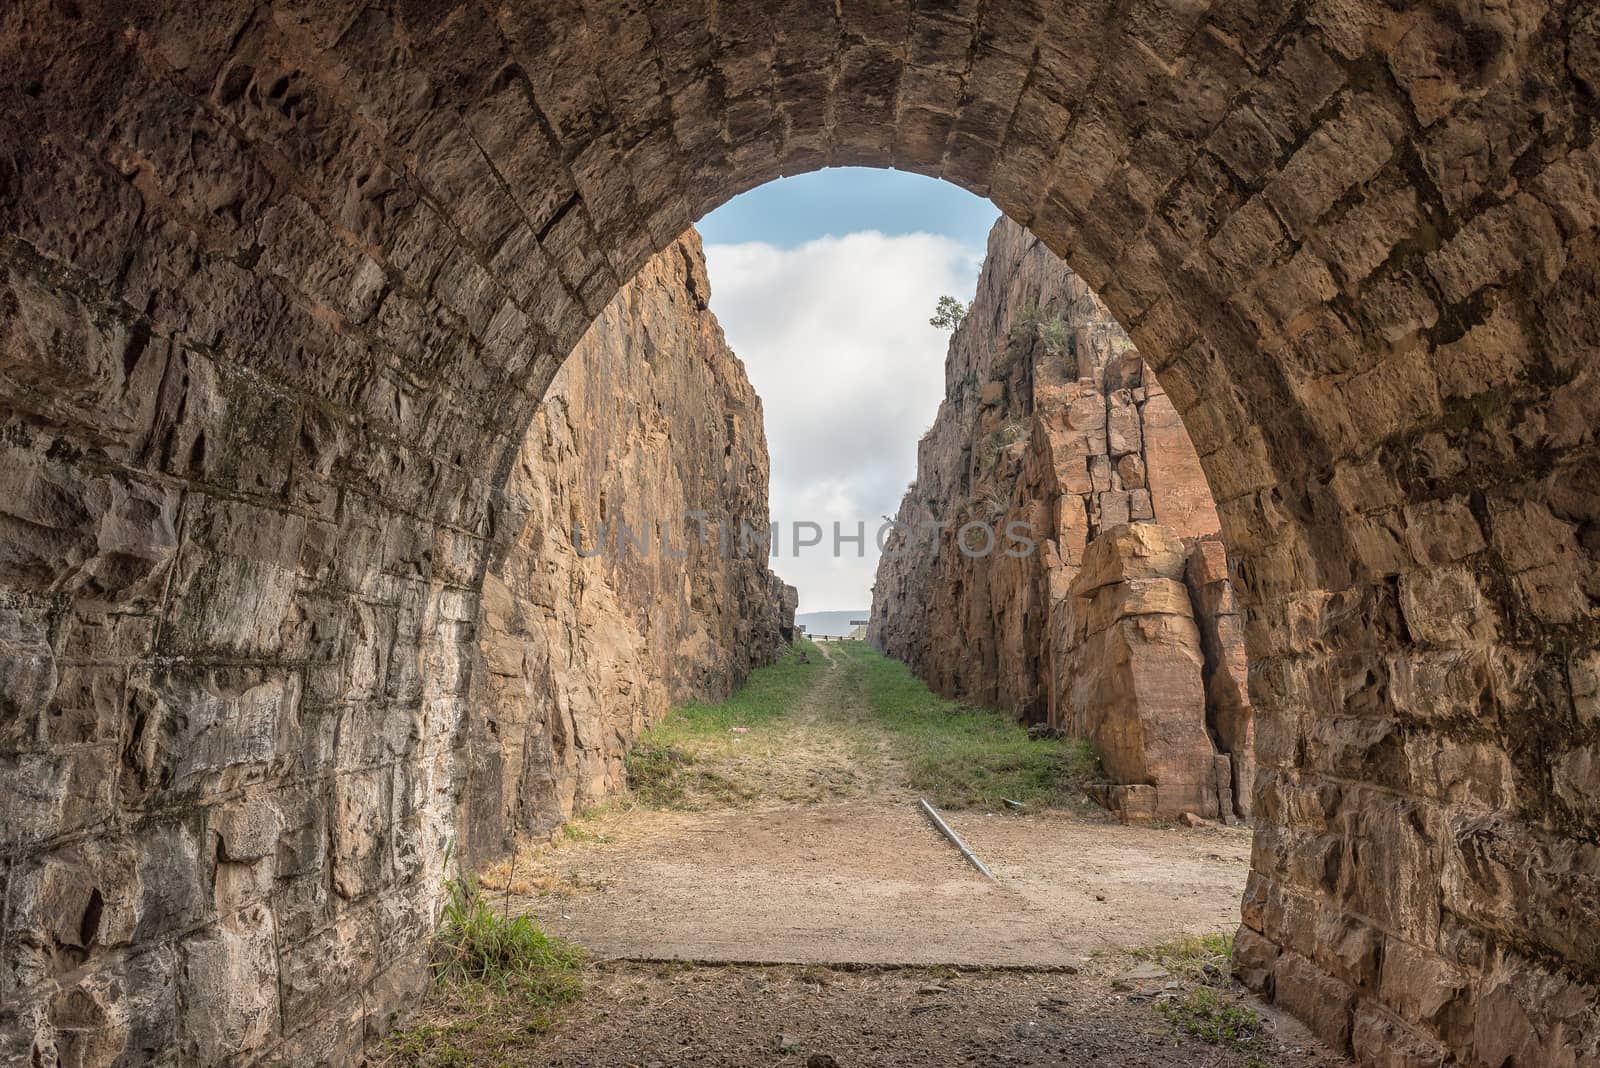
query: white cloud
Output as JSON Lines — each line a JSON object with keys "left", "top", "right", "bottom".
{"left": 704, "top": 231, "right": 985, "bottom": 613}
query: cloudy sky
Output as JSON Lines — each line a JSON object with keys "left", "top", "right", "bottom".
{"left": 698, "top": 168, "right": 1001, "bottom": 613}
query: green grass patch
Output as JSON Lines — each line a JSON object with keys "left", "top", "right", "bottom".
{"left": 650, "top": 637, "right": 820, "bottom": 739}
{"left": 432, "top": 875, "right": 582, "bottom": 1023}
{"left": 626, "top": 638, "right": 821, "bottom": 806}
{"left": 383, "top": 876, "right": 585, "bottom": 1065}
{"left": 559, "top": 820, "right": 607, "bottom": 844}
{"left": 624, "top": 740, "right": 752, "bottom": 808}
{"left": 832, "top": 640, "right": 1099, "bottom": 810}
{"left": 382, "top": 1022, "right": 474, "bottom": 1066}
{"left": 623, "top": 740, "right": 693, "bottom": 806}
{"left": 1158, "top": 986, "right": 1266, "bottom": 1060}
{"left": 1139, "top": 932, "right": 1268, "bottom": 1064}
{"left": 1135, "top": 931, "right": 1234, "bottom": 983}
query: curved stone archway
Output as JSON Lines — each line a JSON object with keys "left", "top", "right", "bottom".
{"left": 1, "top": 2, "right": 1596, "bottom": 1063}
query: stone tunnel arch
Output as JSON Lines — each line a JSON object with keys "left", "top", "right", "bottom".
{"left": 0, "top": 1, "right": 1596, "bottom": 1064}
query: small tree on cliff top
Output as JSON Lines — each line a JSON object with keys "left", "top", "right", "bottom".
{"left": 930, "top": 295, "right": 967, "bottom": 330}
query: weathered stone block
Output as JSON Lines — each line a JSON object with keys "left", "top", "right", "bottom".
{"left": 1072, "top": 522, "right": 1190, "bottom": 592}
{"left": 1106, "top": 398, "right": 1141, "bottom": 455}
{"left": 123, "top": 667, "right": 302, "bottom": 802}
{"left": 1096, "top": 489, "right": 1132, "bottom": 528}
{"left": 1337, "top": 792, "right": 1444, "bottom": 946}
{"left": 277, "top": 911, "right": 378, "bottom": 1029}
{"left": 1263, "top": 100, "right": 1403, "bottom": 239}
{"left": 1231, "top": 924, "right": 1280, "bottom": 992}
{"left": 0, "top": 747, "right": 117, "bottom": 850}
{"left": 1426, "top": 194, "right": 1565, "bottom": 305}
{"left": 1554, "top": 743, "right": 1600, "bottom": 814}
{"left": 40, "top": 944, "right": 180, "bottom": 1068}
{"left": 1272, "top": 951, "right": 1354, "bottom": 1051}
{"left": 1351, "top": 1007, "right": 1450, "bottom": 1068}
{"left": 157, "top": 499, "right": 305, "bottom": 657}
{"left": 1401, "top": 499, "right": 1487, "bottom": 570}
{"left": 1442, "top": 815, "right": 1600, "bottom": 966}
{"left": 179, "top": 905, "right": 280, "bottom": 1063}
{"left": 1470, "top": 948, "right": 1600, "bottom": 1068}
{"left": 6, "top": 837, "right": 142, "bottom": 979}
{"left": 132, "top": 820, "right": 210, "bottom": 943}
{"left": 332, "top": 769, "right": 393, "bottom": 900}
{"left": 1380, "top": 936, "right": 1470, "bottom": 1033}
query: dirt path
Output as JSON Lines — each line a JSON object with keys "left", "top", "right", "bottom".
{"left": 521, "top": 802, "right": 1251, "bottom": 967}
{"left": 715, "top": 638, "right": 905, "bottom": 804}
{"left": 514, "top": 644, "right": 1251, "bottom": 967}
{"left": 396, "top": 644, "right": 1349, "bottom": 1067}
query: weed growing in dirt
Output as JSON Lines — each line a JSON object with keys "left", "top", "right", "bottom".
{"left": 560, "top": 821, "right": 607, "bottom": 843}
{"left": 382, "top": 1022, "right": 473, "bottom": 1066}
{"left": 624, "top": 740, "right": 756, "bottom": 807}
{"left": 624, "top": 740, "right": 692, "bottom": 806}
{"left": 1138, "top": 933, "right": 1268, "bottom": 1065}
{"left": 381, "top": 877, "right": 584, "bottom": 1066}
{"left": 1158, "top": 986, "right": 1264, "bottom": 1057}
{"left": 433, "top": 875, "right": 583, "bottom": 1009}
{"left": 834, "top": 640, "right": 1100, "bottom": 809}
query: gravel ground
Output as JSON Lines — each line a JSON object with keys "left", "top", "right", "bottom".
{"left": 390, "top": 958, "right": 1348, "bottom": 1067}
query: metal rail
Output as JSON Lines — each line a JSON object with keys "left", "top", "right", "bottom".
{"left": 919, "top": 798, "right": 998, "bottom": 882}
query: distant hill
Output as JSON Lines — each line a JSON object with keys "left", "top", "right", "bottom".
{"left": 796, "top": 610, "right": 872, "bottom": 638}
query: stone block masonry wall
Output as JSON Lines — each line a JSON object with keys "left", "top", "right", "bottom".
{"left": 2, "top": 1, "right": 1598, "bottom": 1063}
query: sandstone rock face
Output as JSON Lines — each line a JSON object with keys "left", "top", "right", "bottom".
{"left": 469, "top": 230, "right": 793, "bottom": 853}
{"left": 870, "top": 219, "right": 1252, "bottom": 822}
{"left": 1059, "top": 523, "right": 1237, "bottom": 820}
{"left": 3, "top": 3, "right": 1598, "bottom": 1064}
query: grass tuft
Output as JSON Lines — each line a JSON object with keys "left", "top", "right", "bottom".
{"left": 432, "top": 874, "right": 583, "bottom": 1005}
{"left": 1139, "top": 932, "right": 1269, "bottom": 1065}
{"left": 624, "top": 740, "right": 694, "bottom": 806}
{"left": 382, "top": 877, "right": 584, "bottom": 1064}
{"left": 383, "top": 1022, "right": 473, "bottom": 1066}
{"left": 1135, "top": 930, "right": 1234, "bottom": 983}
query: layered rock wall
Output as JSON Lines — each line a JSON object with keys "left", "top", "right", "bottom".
{"left": 871, "top": 219, "right": 1252, "bottom": 820}
{"left": 468, "top": 230, "right": 793, "bottom": 853}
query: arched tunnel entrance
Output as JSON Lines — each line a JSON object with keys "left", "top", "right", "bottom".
{"left": 446, "top": 199, "right": 1272, "bottom": 1065}
{"left": 1, "top": 2, "right": 1596, "bottom": 1065}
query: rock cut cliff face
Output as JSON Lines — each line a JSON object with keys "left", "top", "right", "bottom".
{"left": 871, "top": 219, "right": 1251, "bottom": 821}
{"left": 468, "top": 230, "right": 795, "bottom": 851}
